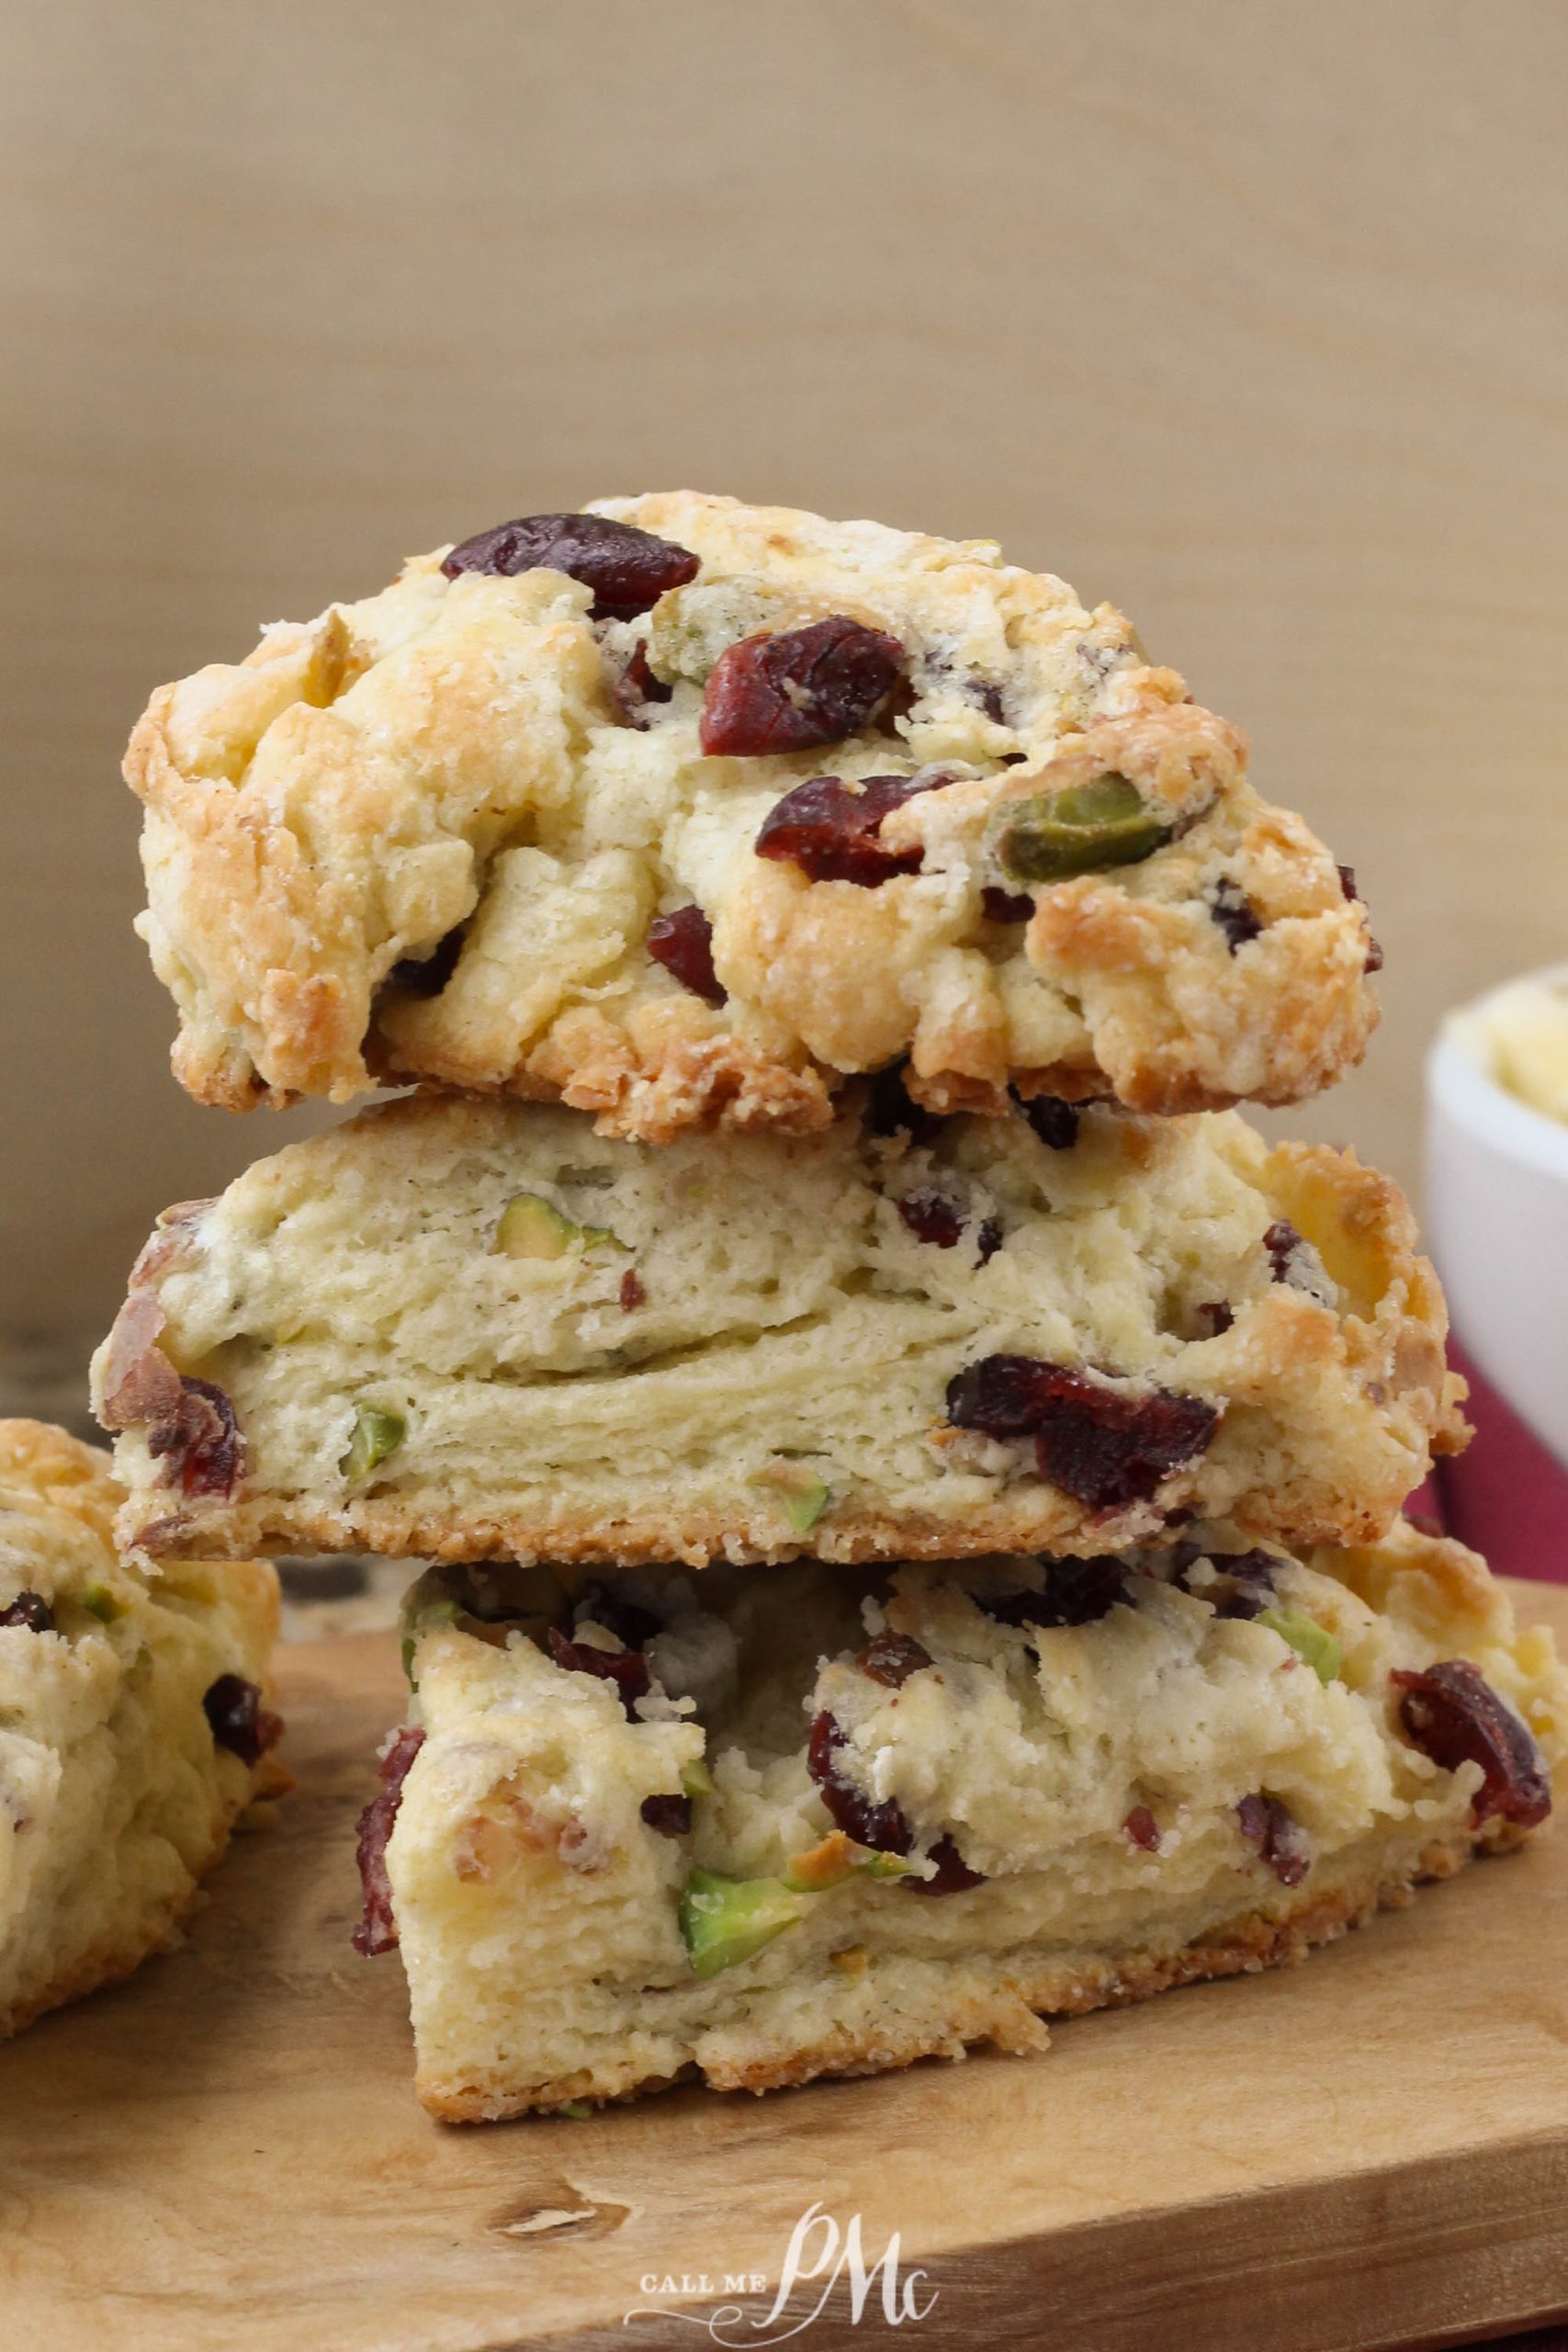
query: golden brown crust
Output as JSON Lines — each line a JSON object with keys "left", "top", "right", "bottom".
{"left": 414, "top": 1827, "right": 1495, "bottom": 2118}
{"left": 116, "top": 1467, "right": 1427, "bottom": 1575}
{"left": 126, "top": 492, "right": 1379, "bottom": 1136}
{"left": 0, "top": 1419, "right": 122, "bottom": 1547}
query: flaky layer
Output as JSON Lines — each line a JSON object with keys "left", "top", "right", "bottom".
{"left": 0, "top": 1421, "right": 280, "bottom": 2038}
{"left": 378, "top": 1522, "right": 1564, "bottom": 2115}
{"left": 91, "top": 1095, "right": 1462, "bottom": 1567}
{"left": 126, "top": 492, "right": 1377, "bottom": 1133}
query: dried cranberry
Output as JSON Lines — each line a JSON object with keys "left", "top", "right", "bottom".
{"left": 971, "top": 677, "right": 1009, "bottom": 726}
{"left": 982, "top": 886, "right": 1034, "bottom": 923}
{"left": 985, "top": 1555, "right": 1130, "bottom": 1630}
{"left": 1014, "top": 1091, "right": 1080, "bottom": 1151}
{"left": 863, "top": 1063, "right": 944, "bottom": 1146}
{"left": 648, "top": 904, "right": 726, "bottom": 1006}
{"left": 202, "top": 1673, "right": 283, "bottom": 1768}
{"left": 353, "top": 1726, "right": 424, "bottom": 1957}
{"left": 1123, "top": 1805, "right": 1161, "bottom": 1852}
{"left": 1178, "top": 1547, "right": 1279, "bottom": 1621}
{"left": 976, "top": 1217, "right": 1003, "bottom": 1265}
{"left": 1193, "top": 1302, "right": 1235, "bottom": 1339}
{"left": 619, "top": 1268, "right": 647, "bottom": 1313}
{"left": 1391, "top": 1660, "right": 1551, "bottom": 1829}
{"left": 755, "top": 771, "right": 945, "bottom": 888}
{"left": 946, "top": 1354, "right": 1059, "bottom": 1438}
{"left": 904, "top": 1834, "right": 985, "bottom": 1895}
{"left": 0, "top": 1591, "right": 54, "bottom": 1634}
{"left": 572, "top": 1588, "right": 661, "bottom": 1653}
{"left": 1264, "top": 1221, "right": 1303, "bottom": 1281}
{"left": 701, "top": 617, "right": 905, "bottom": 757}
{"left": 855, "top": 1631, "right": 934, "bottom": 1689}
{"left": 1207, "top": 877, "right": 1262, "bottom": 954}
{"left": 807, "top": 1711, "right": 912, "bottom": 1855}
{"left": 547, "top": 1626, "right": 653, "bottom": 1718}
{"left": 389, "top": 924, "right": 465, "bottom": 999}
{"left": 612, "top": 639, "right": 673, "bottom": 726}
{"left": 945, "top": 1358, "right": 1219, "bottom": 1511}
{"left": 440, "top": 512, "right": 699, "bottom": 621}
{"left": 1337, "top": 864, "right": 1360, "bottom": 901}
{"left": 147, "top": 1376, "right": 244, "bottom": 1502}
{"left": 640, "top": 1793, "right": 693, "bottom": 1838}
{"left": 1365, "top": 935, "right": 1384, "bottom": 975}
{"left": 1236, "top": 1793, "right": 1310, "bottom": 1887}
{"left": 897, "top": 1190, "right": 965, "bottom": 1249}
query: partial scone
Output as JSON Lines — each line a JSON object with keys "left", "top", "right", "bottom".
{"left": 360, "top": 1521, "right": 1565, "bottom": 2115}
{"left": 126, "top": 491, "right": 1380, "bottom": 1132}
{"left": 91, "top": 1091, "right": 1463, "bottom": 1568}
{"left": 0, "top": 1419, "right": 280, "bottom": 2038}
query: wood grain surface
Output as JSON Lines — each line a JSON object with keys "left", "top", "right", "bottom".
{"left": 5, "top": 1586, "right": 1568, "bottom": 2352}
{"left": 5, "top": 1, "right": 1568, "bottom": 1353}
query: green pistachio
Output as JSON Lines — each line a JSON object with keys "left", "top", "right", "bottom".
{"left": 679, "top": 1869, "right": 807, "bottom": 1979}
{"left": 80, "top": 1583, "right": 122, "bottom": 1624}
{"left": 1258, "top": 1606, "right": 1343, "bottom": 1685}
{"left": 680, "top": 1758, "right": 716, "bottom": 1800}
{"left": 757, "top": 1460, "right": 831, "bottom": 1535}
{"left": 340, "top": 1404, "right": 406, "bottom": 1483}
{"left": 400, "top": 1595, "right": 461, "bottom": 1687}
{"left": 860, "top": 1850, "right": 916, "bottom": 1881}
{"left": 495, "top": 1193, "right": 623, "bottom": 1261}
{"left": 993, "top": 771, "right": 1170, "bottom": 884}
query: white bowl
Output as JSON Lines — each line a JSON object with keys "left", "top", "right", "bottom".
{"left": 1426, "top": 961, "right": 1568, "bottom": 1470}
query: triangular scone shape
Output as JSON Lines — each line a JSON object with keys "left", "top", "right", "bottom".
{"left": 369, "top": 1521, "right": 1564, "bottom": 2116}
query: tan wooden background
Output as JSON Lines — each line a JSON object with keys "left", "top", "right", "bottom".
{"left": 4, "top": 0, "right": 1567, "bottom": 1381}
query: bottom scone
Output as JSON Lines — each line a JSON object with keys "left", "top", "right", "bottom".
{"left": 0, "top": 1419, "right": 281, "bottom": 2037}
{"left": 364, "top": 1521, "right": 1565, "bottom": 2119}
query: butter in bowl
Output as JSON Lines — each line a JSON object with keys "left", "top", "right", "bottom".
{"left": 1427, "top": 964, "right": 1568, "bottom": 1471}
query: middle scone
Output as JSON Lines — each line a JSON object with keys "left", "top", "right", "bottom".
{"left": 93, "top": 1090, "right": 1462, "bottom": 1568}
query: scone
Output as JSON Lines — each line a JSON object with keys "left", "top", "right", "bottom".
{"left": 125, "top": 491, "right": 1380, "bottom": 1133}
{"left": 0, "top": 1419, "right": 281, "bottom": 2038}
{"left": 356, "top": 1521, "right": 1564, "bottom": 2116}
{"left": 90, "top": 1092, "right": 1461, "bottom": 1568}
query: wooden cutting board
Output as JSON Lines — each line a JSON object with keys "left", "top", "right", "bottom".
{"left": 6, "top": 1587, "right": 1568, "bottom": 2352}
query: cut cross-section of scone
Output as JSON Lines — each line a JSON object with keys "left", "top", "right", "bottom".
{"left": 0, "top": 1419, "right": 281, "bottom": 2038}
{"left": 359, "top": 1520, "right": 1565, "bottom": 2117}
{"left": 91, "top": 1091, "right": 1463, "bottom": 1568}
{"left": 125, "top": 491, "right": 1379, "bottom": 1132}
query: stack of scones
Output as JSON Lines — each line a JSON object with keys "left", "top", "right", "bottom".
{"left": 79, "top": 492, "right": 1566, "bottom": 2116}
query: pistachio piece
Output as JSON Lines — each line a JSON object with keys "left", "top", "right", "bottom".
{"left": 679, "top": 1869, "right": 806, "bottom": 1979}
{"left": 400, "top": 1594, "right": 460, "bottom": 1686}
{"left": 784, "top": 1831, "right": 859, "bottom": 1892}
{"left": 80, "top": 1582, "right": 122, "bottom": 1624}
{"left": 341, "top": 1404, "right": 406, "bottom": 1482}
{"left": 784, "top": 1832, "right": 914, "bottom": 1893}
{"left": 495, "top": 1192, "right": 623, "bottom": 1260}
{"left": 757, "top": 1459, "right": 831, "bottom": 1535}
{"left": 1258, "top": 1606, "right": 1343, "bottom": 1685}
{"left": 679, "top": 1758, "right": 716, "bottom": 1801}
{"left": 994, "top": 772, "right": 1170, "bottom": 884}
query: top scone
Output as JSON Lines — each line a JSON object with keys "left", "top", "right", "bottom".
{"left": 127, "top": 493, "right": 1380, "bottom": 1136}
